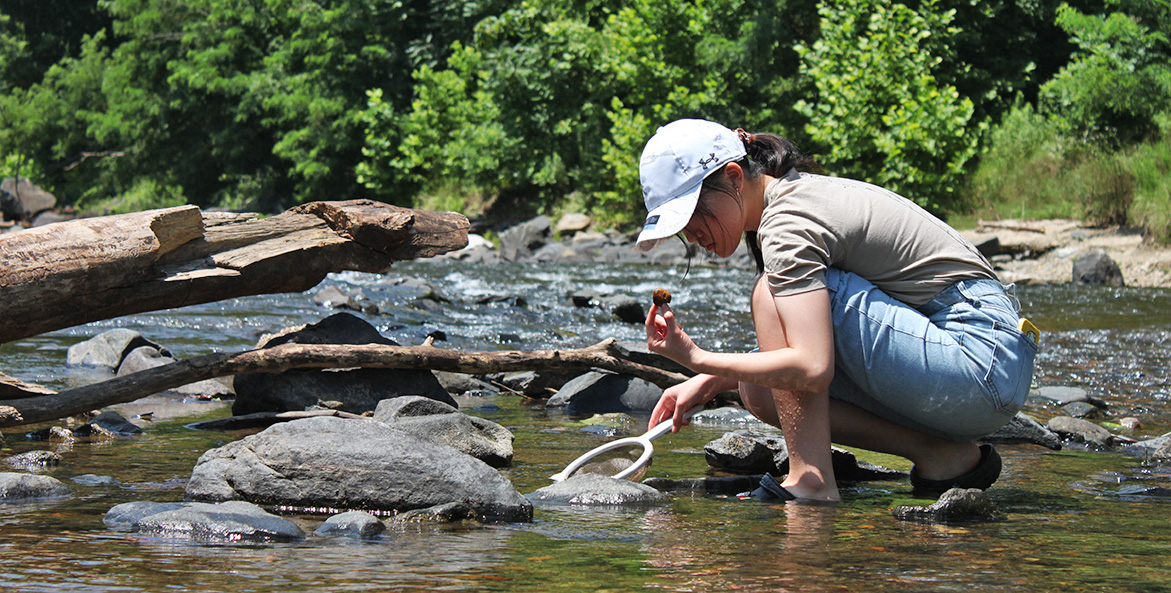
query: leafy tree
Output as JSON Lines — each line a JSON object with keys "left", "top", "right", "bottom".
{"left": 0, "top": 0, "right": 500, "bottom": 210}
{"left": 1040, "top": 0, "right": 1171, "bottom": 145}
{"left": 363, "top": 0, "right": 817, "bottom": 226}
{"left": 0, "top": 0, "right": 111, "bottom": 88}
{"left": 796, "top": 0, "right": 980, "bottom": 210}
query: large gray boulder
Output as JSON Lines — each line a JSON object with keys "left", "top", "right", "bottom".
{"left": 1073, "top": 249, "right": 1124, "bottom": 286}
{"left": 104, "top": 500, "right": 304, "bottom": 542}
{"left": 372, "top": 396, "right": 514, "bottom": 468}
{"left": 547, "top": 371, "right": 662, "bottom": 416}
{"left": 0, "top": 472, "right": 71, "bottom": 499}
{"left": 232, "top": 313, "right": 454, "bottom": 415}
{"left": 498, "top": 215, "right": 551, "bottom": 261}
{"left": 185, "top": 416, "right": 532, "bottom": 522}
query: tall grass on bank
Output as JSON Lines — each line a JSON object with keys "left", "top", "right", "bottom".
{"left": 959, "top": 104, "right": 1171, "bottom": 243}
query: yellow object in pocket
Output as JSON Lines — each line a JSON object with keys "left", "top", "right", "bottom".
{"left": 1018, "top": 318, "right": 1040, "bottom": 345}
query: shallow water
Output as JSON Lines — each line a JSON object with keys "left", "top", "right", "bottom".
{"left": 1, "top": 260, "right": 1169, "bottom": 592}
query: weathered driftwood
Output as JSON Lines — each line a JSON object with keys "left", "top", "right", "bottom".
{"left": 0, "top": 200, "right": 469, "bottom": 344}
{"left": 0, "top": 339, "right": 689, "bottom": 427}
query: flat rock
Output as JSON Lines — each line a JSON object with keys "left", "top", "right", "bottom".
{"left": 528, "top": 473, "right": 667, "bottom": 506}
{"left": 104, "top": 500, "right": 304, "bottom": 542}
{"left": 0, "top": 472, "right": 71, "bottom": 499}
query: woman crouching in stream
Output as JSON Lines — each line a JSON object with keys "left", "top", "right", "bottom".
{"left": 638, "top": 119, "right": 1037, "bottom": 502}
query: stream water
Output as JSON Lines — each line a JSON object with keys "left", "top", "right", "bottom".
{"left": 1, "top": 259, "right": 1169, "bottom": 592}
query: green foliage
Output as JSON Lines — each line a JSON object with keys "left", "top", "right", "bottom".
{"left": 796, "top": 0, "right": 981, "bottom": 210}
{"left": 361, "top": 0, "right": 815, "bottom": 225}
{"left": 1040, "top": 2, "right": 1171, "bottom": 145}
{"left": 3, "top": 0, "right": 1171, "bottom": 237}
{"left": 1126, "top": 133, "right": 1171, "bottom": 241}
{"left": 0, "top": 11, "right": 27, "bottom": 91}
{"left": 0, "top": 0, "right": 497, "bottom": 210}
{"left": 76, "top": 177, "right": 187, "bottom": 215}
{"left": 962, "top": 101, "right": 1078, "bottom": 220}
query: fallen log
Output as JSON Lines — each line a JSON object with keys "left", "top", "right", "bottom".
{"left": 0, "top": 339, "right": 689, "bottom": 427}
{"left": 0, "top": 200, "right": 469, "bottom": 344}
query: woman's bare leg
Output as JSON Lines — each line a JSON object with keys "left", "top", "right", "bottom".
{"left": 745, "top": 276, "right": 983, "bottom": 493}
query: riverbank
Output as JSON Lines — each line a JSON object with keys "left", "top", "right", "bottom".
{"left": 959, "top": 219, "right": 1171, "bottom": 288}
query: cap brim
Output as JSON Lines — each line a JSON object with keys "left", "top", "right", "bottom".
{"left": 635, "top": 179, "right": 702, "bottom": 251}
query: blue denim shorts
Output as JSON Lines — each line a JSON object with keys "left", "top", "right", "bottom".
{"left": 824, "top": 269, "right": 1037, "bottom": 442}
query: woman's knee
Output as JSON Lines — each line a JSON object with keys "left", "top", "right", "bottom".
{"left": 739, "top": 381, "right": 782, "bottom": 428}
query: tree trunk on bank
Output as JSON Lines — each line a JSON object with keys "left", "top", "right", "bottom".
{"left": 0, "top": 200, "right": 469, "bottom": 345}
{"left": 0, "top": 339, "right": 689, "bottom": 427}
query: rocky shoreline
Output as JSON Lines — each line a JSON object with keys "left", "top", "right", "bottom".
{"left": 959, "top": 219, "right": 1171, "bottom": 288}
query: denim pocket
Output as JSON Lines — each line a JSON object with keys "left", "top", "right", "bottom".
{"left": 983, "top": 321, "right": 1038, "bottom": 413}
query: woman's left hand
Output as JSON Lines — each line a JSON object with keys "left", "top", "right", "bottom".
{"left": 646, "top": 303, "right": 700, "bottom": 364}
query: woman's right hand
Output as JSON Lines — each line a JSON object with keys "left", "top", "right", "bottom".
{"left": 649, "top": 373, "right": 735, "bottom": 432}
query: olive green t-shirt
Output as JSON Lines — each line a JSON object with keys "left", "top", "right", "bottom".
{"left": 758, "top": 170, "right": 998, "bottom": 307}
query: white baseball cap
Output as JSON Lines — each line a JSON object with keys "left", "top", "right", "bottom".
{"left": 635, "top": 119, "right": 746, "bottom": 251}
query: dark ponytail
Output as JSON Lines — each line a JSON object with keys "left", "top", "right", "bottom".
{"left": 727, "top": 130, "right": 821, "bottom": 274}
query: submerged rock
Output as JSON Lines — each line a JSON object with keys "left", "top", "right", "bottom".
{"left": 691, "top": 407, "right": 769, "bottom": 427}
{"left": 642, "top": 475, "right": 760, "bottom": 495}
{"left": 185, "top": 416, "right": 532, "bottom": 522}
{"left": 893, "top": 488, "right": 999, "bottom": 523}
{"left": 5, "top": 450, "right": 62, "bottom": 470}
{"left": 314, "top": 511, "right": 385, "bottom": 538}
{"left": 528, "top": 473, "right": 667, "bottom": 506}
{"left": 104, "top": 500, "right": 304, "bottom": 542}
{"left": 391, "top": 502, "right": 479, "bottom": 524}
{"left": 82, "top": 411, "right": 143, "bottom": 436}
{"left": 0, "top": 472, "right": 71, "bottom": 500}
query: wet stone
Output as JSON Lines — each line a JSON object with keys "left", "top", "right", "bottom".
{"left": 0, "top": 472, "right": 71, "bottom": 500}
{"left": 893, "top": 488, "right": 999, "bottom": 523}
{"left": 1047, "top": 416, "right": 1112, "bottom": 449}
{"left": 5, "top": 450, "right": 62, "bottom": 470}
{"left": 528, "top": 474, "right": 667, "bottom": 506}
{"left": 314, "top": 511, "right": 385, "bottom": 538}
{"left": 392, "top": 502, "right": 479, "bottom": 524}
{"left": 984, "top": 412, "right": 1063, "bottom": 450}
{"left": 105, "top": 500, "right": 305, "bottom": 542}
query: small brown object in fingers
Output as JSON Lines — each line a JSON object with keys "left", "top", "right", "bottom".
{"left": 652, "top": 288, "right": 672, "bottom": 307}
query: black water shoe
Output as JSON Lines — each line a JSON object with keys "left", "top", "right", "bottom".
{"left": 737, "top": 473, "right": 797, "bottom": 501}
{"left": 909, "top": 444, "right": 1002, "bottom": 495}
